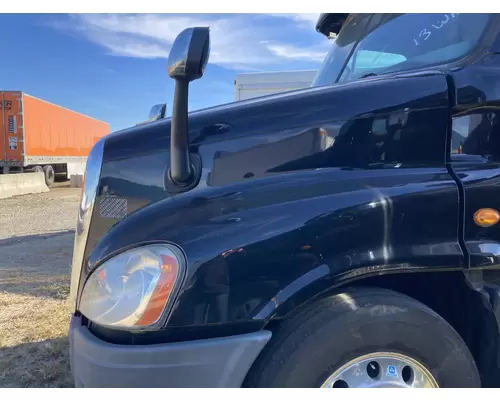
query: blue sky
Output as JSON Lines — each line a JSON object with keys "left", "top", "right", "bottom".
{"left": 0, "top": 13, "right": 329, "bottom": 132}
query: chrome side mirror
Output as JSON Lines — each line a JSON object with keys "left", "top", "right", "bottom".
{"left": 148, "top": 104, "right": 167, "bottom": 122}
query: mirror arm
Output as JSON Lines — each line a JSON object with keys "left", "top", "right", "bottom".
{"left": 170, "top": 79, "right": 193, "bottom": 185}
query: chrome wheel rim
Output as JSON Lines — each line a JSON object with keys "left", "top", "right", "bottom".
{"left": 321, "top": 352, "right": 439, "bottom": 388}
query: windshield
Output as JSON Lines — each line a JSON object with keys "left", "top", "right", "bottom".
{"left": 312, "top": 13, "right": 492, "bottom": 87}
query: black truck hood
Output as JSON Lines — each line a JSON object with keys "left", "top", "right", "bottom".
{"left": 83, "top": 70, "right": 450, "bottom": 269}
{"left": 96, "top": 83, "right": 338, "bottom": 208}
{"left": 70, "top": 69, "right": 462, "bottom": 325}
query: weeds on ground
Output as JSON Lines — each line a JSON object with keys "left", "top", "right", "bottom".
{"left": 0, "top": 270, "right": 72, "bottom": 387}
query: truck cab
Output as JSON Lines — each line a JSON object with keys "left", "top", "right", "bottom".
{"left": 69, "top": 13, "right": 500, "bottom": 388}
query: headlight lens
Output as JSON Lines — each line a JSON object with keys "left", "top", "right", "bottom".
{"left": 79, "top": 244, "right": 185, "bottom": 329}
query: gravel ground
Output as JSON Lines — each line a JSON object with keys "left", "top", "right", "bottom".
{"left": 0, "top": 183, "right": 79, "bottom": 241}
{"left": 0, "top": 184, "right": 81, "bottom": 387}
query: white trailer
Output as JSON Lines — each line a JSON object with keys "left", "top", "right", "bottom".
{"left": 234, "top": 70, "right": 317, "bottom": 101}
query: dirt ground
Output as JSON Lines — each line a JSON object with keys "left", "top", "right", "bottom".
{"left": 0, "top": 183, "right": 80, "bottom": 387}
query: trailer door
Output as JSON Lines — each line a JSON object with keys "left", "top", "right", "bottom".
{"left": 1, "top": 91, "right": 24, "bottom": 166}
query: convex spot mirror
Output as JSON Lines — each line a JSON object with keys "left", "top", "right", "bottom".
{"left": 148, "top": 104, "right": 166, "bottom": 122}
{"left": 168, "top": 27, "right": 210, "bottom": 82}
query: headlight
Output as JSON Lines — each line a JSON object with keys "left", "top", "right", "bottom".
{"left": 79, "top": 244, "right": 185, "bottom": 330}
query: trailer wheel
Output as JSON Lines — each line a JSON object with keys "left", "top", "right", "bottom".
{"left": 33, "top": 165, "right": 43, "bottom": 173}
{"left": 243, "top": 287, "right": 481, "bottom": 388}
{"left": 43, "top": 165, "right": 55, "bottom": 186}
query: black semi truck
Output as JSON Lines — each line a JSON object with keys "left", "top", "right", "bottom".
{"left": 69, "top": 13, "right": 500, "bottom": 388}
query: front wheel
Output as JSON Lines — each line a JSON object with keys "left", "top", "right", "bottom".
{"left": 243, "top": 287, "right": 481, "bottom": 388}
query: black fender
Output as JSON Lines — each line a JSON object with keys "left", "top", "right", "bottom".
{"left": 85, "top": 162, "right": 462, "bottom": 327}
{"left": 81, "top": 71, "right": 462, "bottom": 328}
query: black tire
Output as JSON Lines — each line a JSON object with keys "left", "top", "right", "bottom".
{"left": 33, "top": 165, "right": 44, "bottom": 173}
{"left": 243, "top": 287, "right": 481, "bottom": 388}
{"left": 43, "top": 165, "right": 55, "bottom": 186}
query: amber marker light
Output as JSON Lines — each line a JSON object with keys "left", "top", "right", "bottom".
{"left": 474, "top": 208, "right": 500, "bottom": 228}
{"left": 136, "top": 255, "right": 179, "bottom": 326}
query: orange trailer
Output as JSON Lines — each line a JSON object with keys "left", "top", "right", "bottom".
{"left": 0, "top": 91, "right": 109, "bottom": 185}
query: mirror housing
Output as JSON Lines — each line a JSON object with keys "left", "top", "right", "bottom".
{"left": 148, "top": 103, "right": 167, "bottom": 122}
{"left": 167, "top": 27, "right": 210, "bottom": 187}
{"left": 316, "top": 13, "right": 350, "bottom": 38}
{"left": 168, "top": 27, "right": 210, "bottom": 82}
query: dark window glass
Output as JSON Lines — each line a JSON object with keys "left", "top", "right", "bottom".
{"left": 313, "top": 13, "right": 491, "bottom": 87}
{"left": 318, "top": 108, "right": 447, "bottom": 167}
{"left": 452, "top": 112, "right": 500, "bottom": 161}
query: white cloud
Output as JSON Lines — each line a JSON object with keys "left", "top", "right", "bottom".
{"left": 270, "top": 13, "right": 320, "bottom": 28}
{"left": 53, "top": 13, "right": 329, "bottom": 70}
{"left": 267, "top": 44, "right": 326, "bottom": 62}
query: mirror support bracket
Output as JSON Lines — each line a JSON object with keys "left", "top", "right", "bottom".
{"left": 167, "top": 26, "right": 210, "bottom": 189}
{"left": 165, "top": 152, "right": 202, "bottom": 194}
{"left": 169, "top": 79, "right": 193, "bottom": 185}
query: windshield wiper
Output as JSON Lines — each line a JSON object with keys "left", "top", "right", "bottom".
{"left": 360, "top": 72, "right": 378, "bottom": 79}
